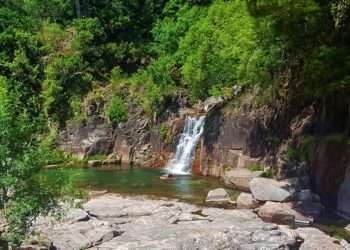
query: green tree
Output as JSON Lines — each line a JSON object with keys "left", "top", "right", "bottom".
{"left": 0, "top": 77, "right": 64, "bottom": 245}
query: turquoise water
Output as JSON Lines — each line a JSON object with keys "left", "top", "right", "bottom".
{"left": 45, "top": 166, "right": 239, "bottom": 205}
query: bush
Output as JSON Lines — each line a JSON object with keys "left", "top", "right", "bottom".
{"left": 248, "top": 163, "right": 264, "bottom": 172}
{"left": 106, "top": 96, "right": 128, "bottom": 125}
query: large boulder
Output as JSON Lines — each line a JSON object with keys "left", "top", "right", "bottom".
{"left": 236, "top": 193, "right": 259, "bottom": 209}
{"left": 250, "top": 178, "right": 296, "bottom": 202}
{"left": 257, "top": 202, "right": 303, "bottom": 224}
{"left": 224, "top": 169, "right": 263, "bottom": 192}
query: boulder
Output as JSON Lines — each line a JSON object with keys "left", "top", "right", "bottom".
{"left": 257, "top": 201, "right": 306, "bottom": 224}
{"left": 205, "top": 188, "right": 235, "bottom": 207}
{"left": 224, "top": 169, "right": 263, "bottom": 192}
{"left": 88, "top": 160, "right": 103, "bottom": 167}
{"left": 250, "top": 178, "right": 296, "bottom": 202}
{"left": 236, "top": 193, "right": 259, "bottom": 209}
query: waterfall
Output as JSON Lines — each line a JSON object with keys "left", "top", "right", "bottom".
{"left": 166, "top": 116, "right": 206, "bottom": 175}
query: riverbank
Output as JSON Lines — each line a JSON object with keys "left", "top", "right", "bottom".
{"left": 21, "top": 194, "right": 346, "bottom": 250}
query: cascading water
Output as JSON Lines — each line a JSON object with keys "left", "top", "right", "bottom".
{"left": 166, "top": 116, "right": 206, "bottom": 175}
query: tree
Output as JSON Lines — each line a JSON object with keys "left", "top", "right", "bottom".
{"left": 0, "top": 77, "right": 65, "bottom": 245}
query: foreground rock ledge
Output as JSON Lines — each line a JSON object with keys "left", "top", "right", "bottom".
{"left": 32, "top": 194, "right": 345, "bottom": 250}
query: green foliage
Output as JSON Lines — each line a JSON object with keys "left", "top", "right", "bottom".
{"left": 106, "top": 96, "right": 128, "bottom": 125}
{"left": 322, "top": 133, "right": 347, "bottom": 145}
{"left": 0, "top": 78, "right": 65, "bottom": 245}
{"left": 287, "top": 147, "right": 306, "bottom": 162}
{"left": 248, "top": 164, "right": 264, "bottom": 172}
{"left": 261, "top": 169, "right": 274, "bottom": 178}
{"left": 86, "top": 154, "right": 108, "bottom": 161}
{"left": 159, "top": 124, "right": 173, "bottom": 144}
{"left": 43, "top": 55, "right": 92, "bottom": 127}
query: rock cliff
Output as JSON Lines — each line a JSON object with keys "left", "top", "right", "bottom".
{"left": 57, "top": 94, "right": 350, "bottom": 216}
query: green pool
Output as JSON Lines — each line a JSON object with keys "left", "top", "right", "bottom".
{"left": 45, "top": 166, "right": 239, "bottom": 205}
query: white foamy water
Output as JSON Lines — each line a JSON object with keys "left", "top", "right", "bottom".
{"left": 166, "top": 116, "right": 205, "bottom": 175}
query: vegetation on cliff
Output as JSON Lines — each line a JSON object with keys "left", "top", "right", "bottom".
{"left": 0, "top": 0, "right": 350, "bottom": 245}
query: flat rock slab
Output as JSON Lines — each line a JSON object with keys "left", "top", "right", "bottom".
{"left": 37, "top": 219, "right": 122, "bottom": 250}
{"left": 296, "top": 227, "right": 344, "bottom": 250}
{"left": 250, "top": 177, "right": 296, "bottom": 202}
{"left": 33, "top": 195, "right": 345, "bottom": 250}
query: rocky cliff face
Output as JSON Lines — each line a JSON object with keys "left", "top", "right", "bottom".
{"left": 58, "top": 94, "right": 350, "bottom": 216}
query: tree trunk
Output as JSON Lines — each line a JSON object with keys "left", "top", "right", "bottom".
{"left": 74, "top": 0, "right": 81, "bottom": 18}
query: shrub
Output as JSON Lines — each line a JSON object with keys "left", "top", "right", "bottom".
{"left": 248, "top": 163, "right": 264, "bottom": 172}
{"left": 106, "top": 96, "right": 128, "bottom": 125}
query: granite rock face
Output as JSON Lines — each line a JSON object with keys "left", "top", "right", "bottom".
{"left": 29, "top": 194, "right": 347, "bottom": 250}
{"left": 32, "top": 195, "right": 302, "bottom": 250}
{"left": 250, "top": 178, "right": 296, "bottom": 202}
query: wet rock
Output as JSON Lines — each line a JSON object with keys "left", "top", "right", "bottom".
{"left": 257, "top": 201, "right": 304, "bottom": 224}
{"left": 250, "top": 178, "right": 296, "bottom": 202}
{"left": 224, "top": 168, "right": 263, "bottom": 192}
{"left": 236, "top": 193, "right": 260, "bottom": 209}
{"left": 88, "top": 160, "right": 103, "bottom": 167}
